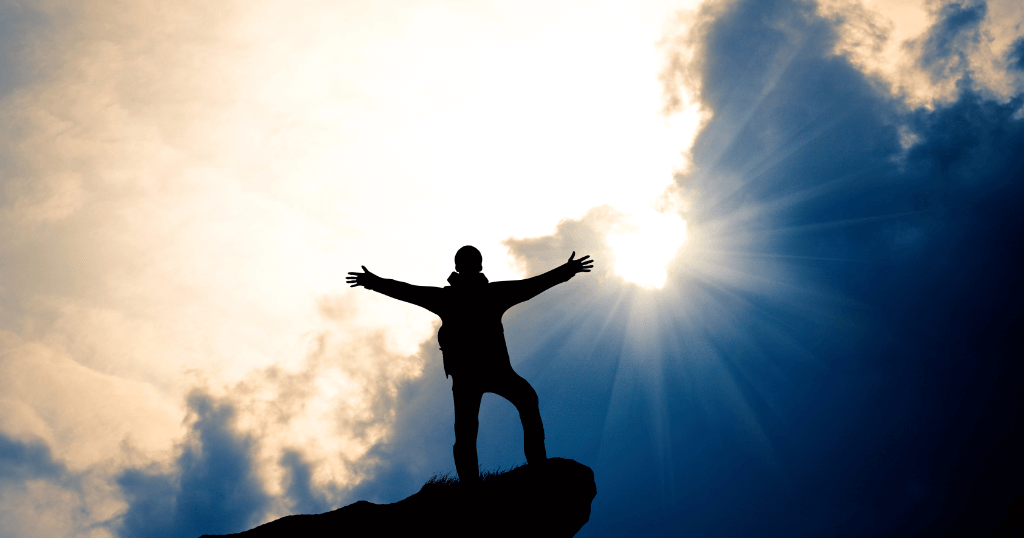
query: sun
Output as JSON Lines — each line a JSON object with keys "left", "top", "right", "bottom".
{"left": 606, "top": 211, "right": 687, "bottom": 289}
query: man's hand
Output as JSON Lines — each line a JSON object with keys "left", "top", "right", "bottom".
{"left": 346, "top": 266, "right": 382, "bottom": 289}
{"left": 566, "top": 251, "right": 594, "bottom": 275}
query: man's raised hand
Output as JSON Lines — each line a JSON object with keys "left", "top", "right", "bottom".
{"left": 346, "top": 266, "right": 381, "bottom": 289}
{"left": 567, "top": 251, "right": 594, "bottom": 275}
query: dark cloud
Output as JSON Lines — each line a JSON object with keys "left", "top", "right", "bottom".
{"left": 916, "top": 2, "right": 987, "bottom": 83}
{"left": 0, "top": 434, "right": 68, "bottom": 484}
{"left": 110, "top": 294, "right": 445, "bottom": 536}
{"left": 0, "top": 434, "right": 93, "bottom": 538}
{"left": 494, "top": 0, "right": 1024, "bottom": 536}
{"left": 115, "top": 391, "right": 270, "bottom": 538}
{"left": 278, "top": 450, "right": 335, "bottom": 515}
{"left": 110, "top": 293, "right": 448, "bottom": 535}
{"left": 0, "top": 2, "right": 46, "bottom": 98}
{"left": 1010, "top": 36, "right": 1024, "bottom": 72}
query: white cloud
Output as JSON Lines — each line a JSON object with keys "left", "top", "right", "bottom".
{"left": 818, "top": 0, "right": 1024, "bottom": 108}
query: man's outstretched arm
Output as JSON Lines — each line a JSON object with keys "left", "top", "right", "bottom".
{"left": 347, "top": 266, "right": 444, "bottom": 315}
{"left": 494, "top": 252, "right": 594, "bottom": 308}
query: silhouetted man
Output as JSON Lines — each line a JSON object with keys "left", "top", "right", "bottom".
{"left": 346, "top": 246, "right": 593, "bottom": 483}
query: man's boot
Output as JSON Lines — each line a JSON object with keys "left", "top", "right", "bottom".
{"left": 454, "top": 442, "right": 480, "bottom": 485}
{"left": 525, "top": 433, "right": 547, "bottom": 466}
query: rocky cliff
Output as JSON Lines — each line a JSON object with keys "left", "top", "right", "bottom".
{"left": 201, "top": 457, "right": 596, "bottom": 537}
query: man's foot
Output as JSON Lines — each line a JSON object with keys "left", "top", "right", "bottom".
{"left": 525, "top": 443, "right": 547, "bottom": 466}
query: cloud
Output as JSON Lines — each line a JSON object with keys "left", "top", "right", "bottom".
{"left": 0, "top": 434, "right": 69, "bottom": 486}
{"left": 1010, "top": 36, "right": 1024, "bottom": 71}
{"left": 0, "top": 433, "right": 113, "bottom": 538}
{"left": 277, "top": 450, "right": 335, "bottom": 515}
{"left": 93, "top": 288, "right": 436, "bottom": 536}
{"left": 818, "top": 0, "right": 1024, "bottom": 108}
{"left": 332, "top": 335, "right": 454, "bottom": 505}
{"left": 0, "top": 330, "right": 181, "bottom": 471}
{"left": 115, "top": 391, "right": 269, "bottom": 538}
{"left": 915, "top": 1, "right": 987, "bottom": 81}
{"left": 504, "top": 206, "right": 622, "bottom": 282}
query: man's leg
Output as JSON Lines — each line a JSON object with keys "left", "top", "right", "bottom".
{"left": 452, "top": 380, "right": 483, "bottom": 484}
{"left": 493, "top": 372, "right": 546, "bottom": 465}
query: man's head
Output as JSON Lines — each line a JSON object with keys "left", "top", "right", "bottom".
{"left": 454, "top": 245, "right": 482, "bottom": 274}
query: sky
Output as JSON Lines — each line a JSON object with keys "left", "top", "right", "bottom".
{"left": 0, "top": 0, "right": 1021, "bottom": 537}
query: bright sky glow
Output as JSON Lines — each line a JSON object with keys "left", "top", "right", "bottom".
{"left": 607, "top": 211, "right": 688, "bottom": 288}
